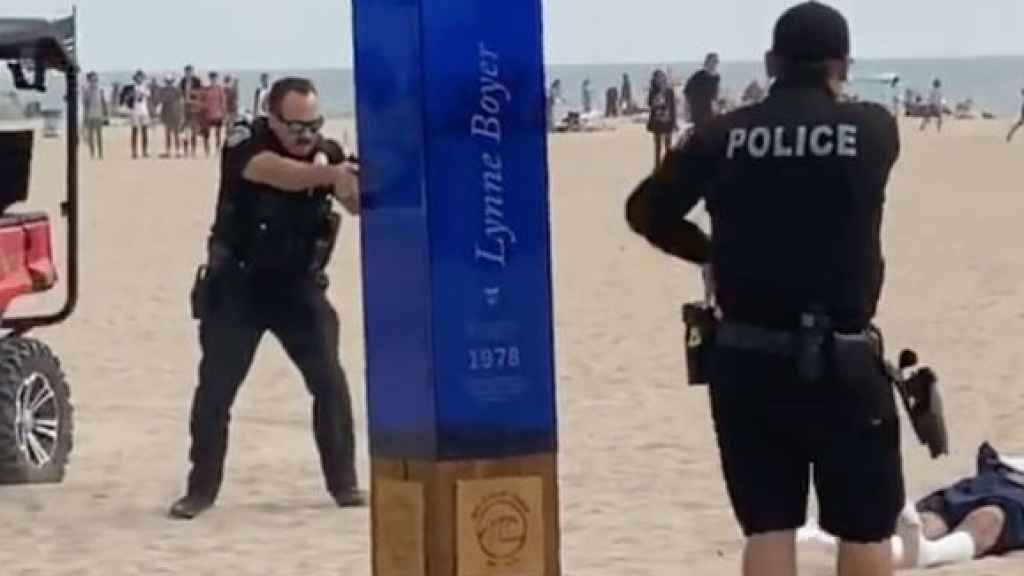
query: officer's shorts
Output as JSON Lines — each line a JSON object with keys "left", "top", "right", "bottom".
{"left": 709, "top": 346, "right": 905, "bottom": 543}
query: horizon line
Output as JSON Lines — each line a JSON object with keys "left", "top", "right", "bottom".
{"left": 85, "top": 52, "right": 1024, "bottom": 75}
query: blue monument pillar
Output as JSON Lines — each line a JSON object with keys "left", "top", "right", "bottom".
{"left": 352, "top": 1, "right": 559, "bottom": 575}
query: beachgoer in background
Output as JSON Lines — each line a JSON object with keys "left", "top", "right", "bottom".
{"left": 159, "top": 75, "right": 184, "bottom": 158}
{"left": 890, "top": 76, "right": 902, "bottom": 117}
{"left": 684, "top": 52, "right": 721, "bottom": 130}
{"left": 120, "top": 70, "right": 151, "bottom": 159}
{"left": 82, "top": 71, "right": 108, "bottom": 160}
{"left": 546, "top": 79, "right": 564, "bottom": 132}
{"left": 146, "top": 76, "right": 161, "bottom": 119}
{"left": 225, "top": 75, "right": 240, "bottom": 127}
{"left": 605, "top": 86, "right": 619, "bottom": 117}
{"left": 202, "top": 72, "right": 228, "bottom": 155}
{"left": 920, "top": 78, "right": 944, "bottom": 132}
{"left": 181, "top": 65, "right": 204, "bottom": 157}
{"left": 621, "top": 73, "right": 634, "bottom": 114}
{"left": 741, "top": 79, "right": 766, "bottom": 107}
{"left": 254, "top": 73, "right": 271, "bottom": 118}
{"left": 646, "top": 69, "right": 676, "bottom": 168}
{"left": 1006, "top": 88, "right": 1024, "bottom": 142}
{"left": 582, "top": 78, "right": 594, "bottom": 114}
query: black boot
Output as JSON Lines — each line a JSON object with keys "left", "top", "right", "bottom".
{"left": 330, "top": 487, "right": 368, "bottom": 508}
{"left": 169, "top": 492, "right": 215, "bottom": 520}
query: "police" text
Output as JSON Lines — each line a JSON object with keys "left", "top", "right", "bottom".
{"left": 726, "top": 124, "right": 858, "bottom": 159}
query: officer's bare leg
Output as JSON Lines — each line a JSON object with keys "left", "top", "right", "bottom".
{"left": 837, "top": 540, "right": 893, "bottom": 576}
{"left": 271, "top": 284, "right": 360, "bottom": 502}
{"left": 175, "top": 301, "right": 264, "bottom": 516}
{"left": 743, "top": 531, "right": 797, "bottom": 576}
{"left": 131, "top": 126, "right": 139, "bottom": 158}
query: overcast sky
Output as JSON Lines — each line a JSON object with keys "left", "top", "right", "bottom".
{"left": 2, "top": 0, "right": 1022, "bottom": 70}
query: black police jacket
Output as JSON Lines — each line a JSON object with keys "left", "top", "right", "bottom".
{"left": 626, "top": 80, "right": 900, "bottom": 330}
{"left": 209, "top": 118, "right": 344, "bottom": 277}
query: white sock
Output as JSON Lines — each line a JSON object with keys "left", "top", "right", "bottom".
{"left": 917, "top": 532, "right": 976, "bottom": 568}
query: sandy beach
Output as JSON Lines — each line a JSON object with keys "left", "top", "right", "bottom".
{"left": 0, "top": 115, "right": 1022, "bottom": 575}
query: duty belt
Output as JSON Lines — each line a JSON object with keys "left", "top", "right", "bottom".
{"left": 717, "top": 322, "right": 874, "bottom": 353}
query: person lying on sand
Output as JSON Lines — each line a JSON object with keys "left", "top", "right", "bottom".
{"left": 799, "top": 442, "right": 1024, "bottom": 569}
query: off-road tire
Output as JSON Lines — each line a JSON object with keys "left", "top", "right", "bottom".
{"left": 0, "top": 337, "right": 73, "bottom": 484}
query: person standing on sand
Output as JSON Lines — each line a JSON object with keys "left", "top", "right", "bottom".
{"left": 626, "top": 3, "right": 904, "bottom": 575}
{"left": 684, "top": 52, "right": 722, "bottom": 130}
{"left": 120, "top": 70, "right": 152, "bottom": 159}
{"left": 1006, "top": 88, "right": 1024, "bottom": 142}
{"left": 920, "top": 78, "right": 944, "bottom": 132}
{"left": 621, "top": 73, "right": 634, "bottom": 114}
{"left": 581, "top": 78, "right": 594, "bottom": 114}
{"left": 82, "top": 71, "right": 108, "bottom": 160}
{"left": 202, "top": 72, "right": 228, "bottom": 155}
{"left": 170, "top": 77, "right": 366, "bottom": 520}
{"left": 181, "top": 65, "right": 204, "bottom": 157}
{"left": 646, "top": 69, "right": 676, "bottom": 168}
{"left": 224, "top": 75, "right": 240, "bottom": 127}
{"left": 254, "top": 73, "right": 271, "bottom": 118}
{"left": 159, "top": 76, "right": 184, "bottom": 158}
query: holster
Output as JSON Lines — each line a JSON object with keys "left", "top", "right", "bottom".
{"left": 189, "top": 242, "right": 233, "bottom": 320}
{"left": 190, "top": 265, "right": 217, "bottom": 320}
{"left": 309, "top": 210, "right": 342, "bottom": 273}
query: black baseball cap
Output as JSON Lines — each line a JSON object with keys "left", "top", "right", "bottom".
{"left": 772, "top": 2, "right": 850, "bottom": 63}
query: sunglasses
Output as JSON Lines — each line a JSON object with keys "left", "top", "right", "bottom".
{"left": 275, "top": 114, "right": 325, "bottom": 137}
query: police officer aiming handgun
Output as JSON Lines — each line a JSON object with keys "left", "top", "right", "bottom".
{"left": 626, "top": 3, "right": 907, "bottom": 575}
{"left": 171, "top": 77, "right": 364, "bottom": 520}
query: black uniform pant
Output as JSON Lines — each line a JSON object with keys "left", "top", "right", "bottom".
{"left": 709, "top": 345, "right": 905, "bottom": 543}
{"left": 185, "top": 271, "right": 356, "bottom": 500}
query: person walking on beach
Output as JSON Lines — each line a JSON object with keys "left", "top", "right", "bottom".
{"left": 171, "top": 77, "right": 366, "bottom": 520}
{"left": 920, "top": 78, "right": 944, "bottom": 132}
{"left": 646, "top": 69, "right": 677, "bottom": 168}
{"left": 626, "top": 3, "right": 905, "bottom": 575}
{"left": 1006, "top": 88, "right": 1024, "bottom": 142}
{"left": 82, "top": 71, "right": 108, "bottom": 160}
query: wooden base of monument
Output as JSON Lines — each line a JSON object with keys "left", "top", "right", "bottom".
{"left": 371, "top": 453, "right": 560, "bottom": 576}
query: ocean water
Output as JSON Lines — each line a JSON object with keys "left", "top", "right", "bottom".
{"left": 4, "top": 57, "right": 1023, "bottom": 119}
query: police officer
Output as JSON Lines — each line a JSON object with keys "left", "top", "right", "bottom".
{"left": 626, "top": 3, "right": 904, "bottom": 575}
{"left": 170, "top": 77, "right": 364, "bottom": 520}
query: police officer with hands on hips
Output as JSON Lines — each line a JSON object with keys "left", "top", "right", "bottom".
{"left": 171, "top": 77, "right": 364, "bottom": 520}
{"left": 626, "top": 3, "right": 905, "bottom": 576}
